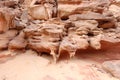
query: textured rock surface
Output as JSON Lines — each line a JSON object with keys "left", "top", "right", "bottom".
{"left": 0, "top": 0, "right": 120, "bottom": 79}
{"left": 0, "top": 0, "right": 119, "bottom": 61}
{"left": 102, "top": 60, "right": 120, "bottom": 79}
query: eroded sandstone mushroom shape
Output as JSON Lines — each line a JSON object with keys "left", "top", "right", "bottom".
{"left": 24, "top": 20, "right": 65, "bottom": 61}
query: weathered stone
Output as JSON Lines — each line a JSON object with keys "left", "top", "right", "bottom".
{"left": 102, "top": 60, "right": 120, "bottom": 79}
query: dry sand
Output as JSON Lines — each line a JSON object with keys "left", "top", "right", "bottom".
{"left": 0, "top": 50, "right": 118, "bottom": 80}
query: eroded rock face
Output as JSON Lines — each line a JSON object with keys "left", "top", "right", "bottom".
{"left": 28, "top": 0, "right": 58, "bottom": 20}
{"left": 24, "top": 20, "right": 65, "bottom": 61}
{"left": 0, "top": 30, "right": 18, "bottom": 50}
{"left": 0, "top": 8, "right": 16, "bottom": 33}
{"left": 0, "top": 12, "right": 8, "bottom": 33}
{"left": 0, "top": 0, "right": 120, "bottom": 63}
{"left": 9, "top": 31, "right": 27, "bottom": 50}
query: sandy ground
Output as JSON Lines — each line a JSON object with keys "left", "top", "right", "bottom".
{"left": 0, "top": 50, "right": 119, "bottom": 80}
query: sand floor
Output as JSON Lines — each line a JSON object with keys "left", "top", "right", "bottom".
{"left": 0, "top": 50, "right": 119, "bottom": 80}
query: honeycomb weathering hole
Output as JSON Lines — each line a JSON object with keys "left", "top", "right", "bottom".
{"left": 58, "top": 50, "right": 70, "bottom": 61}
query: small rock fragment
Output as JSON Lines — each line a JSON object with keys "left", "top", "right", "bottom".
{"left": 102, "top": 60, "right": 120, "bottom": 79}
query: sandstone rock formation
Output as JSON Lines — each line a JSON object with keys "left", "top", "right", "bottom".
{"left": 0, "top": 0, "right": 120, "bottom": 62}
{"left": 0, "top": 0, "right": 120, "bottom": 80}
